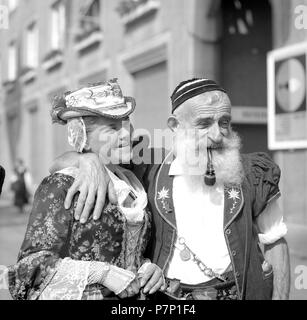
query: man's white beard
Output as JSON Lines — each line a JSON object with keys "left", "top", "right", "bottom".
{"left": 174, "top": 130, "right": 245, "bottom": 185}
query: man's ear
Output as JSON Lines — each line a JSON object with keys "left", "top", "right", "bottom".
{"left": 167, "top": 116, "right": 179, "bottom": 132}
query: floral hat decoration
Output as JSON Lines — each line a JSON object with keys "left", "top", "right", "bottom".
{"left": 50, "top": 78, "right": 136, "bottom": 153}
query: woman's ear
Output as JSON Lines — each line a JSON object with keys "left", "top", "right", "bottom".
{"left": 167, "top": 116, "right": 179, "bottom": 132}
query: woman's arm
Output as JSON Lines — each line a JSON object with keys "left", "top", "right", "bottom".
{"left": 8, "top": 174, "right": 137, "bottom": 300}
{"left": 39, "top": 258, "right": 138, "bottom": 300}
{"left": 8, "top": 174, "right": 74, "bottom": 299}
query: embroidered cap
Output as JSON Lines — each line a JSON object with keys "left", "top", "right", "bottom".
{"left": 51, "top": 78, "right": 135, "bottom": 124}
{"left": 171, "top": 78, "right": 227, "bottom": 114}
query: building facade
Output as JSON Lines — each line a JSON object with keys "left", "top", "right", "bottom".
{"left": 0, "top": 0, "right": 307, "bottom": 231}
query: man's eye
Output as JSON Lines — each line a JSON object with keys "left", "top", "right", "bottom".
{"left": 198, "top": 123, "right": 211, "bottom": 129}
{"left": 220, "top": 120, "right": 230, "bottom": 128}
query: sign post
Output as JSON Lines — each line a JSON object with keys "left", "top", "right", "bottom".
{"left": 267, "top": 42, "right": 307, "bottom": 150}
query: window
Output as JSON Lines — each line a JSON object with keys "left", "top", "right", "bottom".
{"left": 74, "top": 0, "right": 103, "bottom": 52}
{"left": 42, "top": 1, "right": 65, "bottom": 70}
{"left": 117, "top": 0, "right": 150, "bottom": 16}
{"left": 51, "top": 1, "right": 66, "bottom": 50}
{"left": 25, "top": 22, "right": 39, "bottom": 68}
{"left": 8, "top": 42, "right": 17, "bottom": 81}
{"left": 29, "top": 105, "right": 40, "bottom": 182}
{"left": 8, "top": 0, "right": 18, "bottom": 12}
{"left": 116, "top": 0, "right": 160, "bottom": 24}
{"left": 77, "top": 0, "right": 101, "bottom": 41}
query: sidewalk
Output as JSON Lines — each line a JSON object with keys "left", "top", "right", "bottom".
{"left": 0, "top": 199, "right": 31, "bottom": 300}
{"left": 0, "top": 194, "right": 12, "bottom": 209}
{"left": 0, "top": 200, "right": 306, "bottom": 300}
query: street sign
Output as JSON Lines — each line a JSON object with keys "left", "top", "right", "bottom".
{"left": 267, "top": 42, "right": 307, "bottom": 150}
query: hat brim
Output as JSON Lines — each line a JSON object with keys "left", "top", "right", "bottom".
{"left": 58, "top": 96, "right": 136, "bottom": 123}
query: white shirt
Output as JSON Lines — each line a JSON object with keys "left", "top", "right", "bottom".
{"left": 166, "top": 158, "right": 287, "bottom": 284}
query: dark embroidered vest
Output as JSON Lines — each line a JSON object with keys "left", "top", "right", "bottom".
{"left": 145, "top": 153, "right": 273, "bottom": 300}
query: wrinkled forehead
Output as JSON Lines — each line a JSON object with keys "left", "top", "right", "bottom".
{"left": 175, "top": 91, "right": 231, "bottom": 121}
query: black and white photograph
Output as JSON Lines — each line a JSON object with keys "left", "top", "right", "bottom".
{"left": 0, "top": 0, "right": 307, "bottom": 304}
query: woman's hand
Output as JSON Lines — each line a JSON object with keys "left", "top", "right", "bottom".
{"left": 138, "top": 263, "right": 166, "bottom": 295}
{"left": 64, "top": 153, "right": 117, "bottom": 223}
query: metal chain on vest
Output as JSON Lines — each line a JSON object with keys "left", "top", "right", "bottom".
{"left": 178, "top": 237, "right": 227, "bottom": 282}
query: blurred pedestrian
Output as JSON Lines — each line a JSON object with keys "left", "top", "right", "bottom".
{"left": 10, "top": 159, "right": 32, "bottom": 214}
{"left": 0, "top": 165, "right": 5, "bottom": 196}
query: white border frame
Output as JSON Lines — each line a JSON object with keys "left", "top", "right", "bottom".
{"left": 267, "top": 41, "right": 307, "bottom": 150}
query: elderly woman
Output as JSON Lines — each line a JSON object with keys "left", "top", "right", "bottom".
{"left": 8, "top": 79, "right": 164, "bottom": 300}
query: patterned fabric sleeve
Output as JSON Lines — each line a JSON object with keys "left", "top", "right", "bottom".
{"left": 39, "top": 258, "right": 136, "bottom": 300}
{"left": 247, "top": 153, "right": 281, "bottom": 219}
{"left": 8, "top": 173, "right": 76, "bottom": 300}
{"left": 38, "top": 258, "right": 91, "bottom": 300}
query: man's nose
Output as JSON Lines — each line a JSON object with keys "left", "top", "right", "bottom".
{"left": 208, "top": 123, "right": 222, "bottom": 145}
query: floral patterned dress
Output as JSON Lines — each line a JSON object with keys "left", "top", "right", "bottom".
{"left": 8, "top": 170, "right": 151, "bottom": 300}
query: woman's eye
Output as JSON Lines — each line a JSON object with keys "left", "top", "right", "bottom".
{"left": 108, "top": 124, "right": 117, "bottom": 131}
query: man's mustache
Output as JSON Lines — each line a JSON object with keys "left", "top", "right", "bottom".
{"left": 207, "top": 143, "right": 224, "bottom": 150}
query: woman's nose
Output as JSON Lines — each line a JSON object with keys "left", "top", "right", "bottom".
{"left": 119, "top": 124, "right": 131, "bottom": 140}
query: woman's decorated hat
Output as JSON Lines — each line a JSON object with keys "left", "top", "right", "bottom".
{"left": 51, "top": 78, "right": 135, "bottom": 124}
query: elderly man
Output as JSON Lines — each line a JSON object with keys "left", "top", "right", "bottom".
{"left": 52, "top": 78, "right": 290, "bottom": 300}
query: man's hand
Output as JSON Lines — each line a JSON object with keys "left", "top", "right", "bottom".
{"left": 139, "top": 263, "right": 166, "bottom": 295}
{"left": 64, "top": 153, "right": 117, "bottom": 223}
{"left": 118, "top": 279, "right": 141, "bottom": 299}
